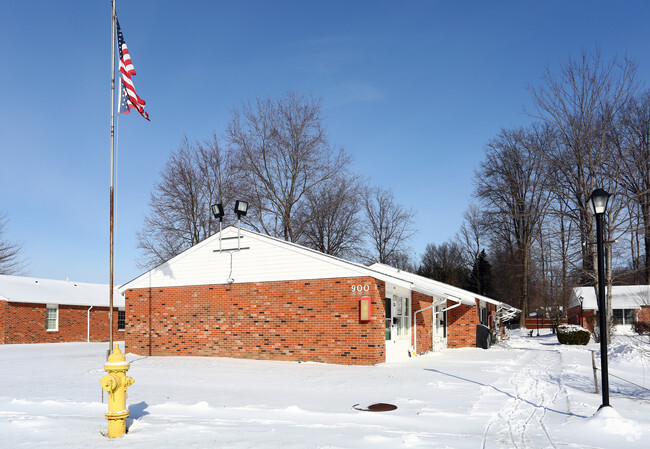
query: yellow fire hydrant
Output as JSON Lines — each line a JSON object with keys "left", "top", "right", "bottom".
{"left": 99, "top": 344, "right": 134, "bottom": 438}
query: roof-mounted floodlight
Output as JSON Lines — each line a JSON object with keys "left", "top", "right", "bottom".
{"left": 211, "top": 203, "right": 225, "bottom": 222}
{"left": 234, "top": 200, "right": 248, "bottom": 219}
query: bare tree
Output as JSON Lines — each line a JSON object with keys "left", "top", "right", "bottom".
{"left": 226, "top": 92, "right": 350, "bottom": 243}
{"left": 529, "top": 50, "right": 638, "bottom": 284}
{"left": 0, "top": 211, "right": 27, "bottom": 275}
{"left": 615, "top": 91, "right": 650, "bottom": 283}
{"left": 475, "top": 125, "right": 552, "bottom": 324}
{"left": 361, "top": 186, "right": 416, "bottom": 266}
{"left": 299, "top": 174, "right": 364, "bottom": 259}
{"left": 456, "top": 204, "right": 490, "bottom": 293}
{"left": 136, "top": 135, "right": 238, "bottom": 269}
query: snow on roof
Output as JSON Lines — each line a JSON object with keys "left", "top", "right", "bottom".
{"left": 570, "top": 285, "right": 650, "bottom": 310}
{"left": 368, "top": 263, "right": 520, "bottom": 314}
{"left": 0, "top": 274, "right": 123, "bottom": 307}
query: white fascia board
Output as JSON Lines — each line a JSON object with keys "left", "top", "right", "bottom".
{"left": 369, "top": 264, "right": 474, "bottom": 305}
{"left": 411, "top": 283, "right": 475, "bottom": 306}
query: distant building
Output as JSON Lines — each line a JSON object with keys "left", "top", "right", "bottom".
{"left": 0, "top": 275, "right": 123, "bottom": 344}
{"left": 568, "top": 285, "right": 650, "bottom": 334}
{"left": 120, "top": 226, "right": 519, "bottom": 365}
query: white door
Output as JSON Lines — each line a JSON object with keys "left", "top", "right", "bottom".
{"left": 432, "top": 304, "right": 447, "bottom": 352}
{"left": 385, "top": 295, "right": 412, "bottom": 361}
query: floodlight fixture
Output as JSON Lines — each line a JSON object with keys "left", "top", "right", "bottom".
{"left": 211, "top": 203, "right": 225, "bottom": 222}
{"left": 234, "top": 200, "right": 248, "bottom": 219}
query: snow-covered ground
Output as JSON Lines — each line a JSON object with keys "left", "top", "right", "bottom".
{"left": 1, "top": 329, "right": 649, "bottom": 448}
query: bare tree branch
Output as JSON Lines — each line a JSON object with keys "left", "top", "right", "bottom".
{"left": 0, "top": 211, "right": 28, "bottom": 275}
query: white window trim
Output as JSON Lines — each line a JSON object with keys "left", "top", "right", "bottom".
{"left": 46, "top": 304, "right": 59, "bottom": 332}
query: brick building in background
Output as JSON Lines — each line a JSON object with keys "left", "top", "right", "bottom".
{"left": 0, "top": 275, "right": 123, "bottom": 344}
{"left": 568, "top": 285, "right": 650, "bottom": 334}
{"left": 120, "top": 227, "right": 519, "bottom": 365}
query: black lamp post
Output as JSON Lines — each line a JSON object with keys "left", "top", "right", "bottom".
{"left": 578, "top": 296, "right": 584, "bottom": 327}
{"left": 589, "top": 188, "right": 611, "bottom": 409}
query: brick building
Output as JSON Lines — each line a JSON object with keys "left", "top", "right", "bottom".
{"left": 120, "top": 226, "right": 518, "bottom": 365}
{"left": 568, "top": 285, "right": 650, "bottom": 334}
{"left": 0, "top": 275, "right": 123, "bottom": 344}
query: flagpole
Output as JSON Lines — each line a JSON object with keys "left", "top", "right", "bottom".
{"left": 108, "top": 0, "right": 117, "bottom": 357}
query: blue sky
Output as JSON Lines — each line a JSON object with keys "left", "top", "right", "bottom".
{"left": 2, "top": 1, "right": 649, "bottom": 285}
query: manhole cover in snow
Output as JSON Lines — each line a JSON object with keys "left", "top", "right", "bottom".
{"left": 353, "top": 403, "right": 397, "bottom": 412}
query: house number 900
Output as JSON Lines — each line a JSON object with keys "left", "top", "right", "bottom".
{"left": 351, "top": 285, "right": 370, "bottom": 292}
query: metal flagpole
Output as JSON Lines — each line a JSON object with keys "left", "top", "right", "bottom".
{"left": 108, "top": 0, "right": 117, "bottom": 358}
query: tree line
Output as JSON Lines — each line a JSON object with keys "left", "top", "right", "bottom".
{"left": 423, "top": 50, "right": 649, "bottom": 327}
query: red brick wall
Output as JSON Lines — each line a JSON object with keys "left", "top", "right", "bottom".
{"left": 1, "top": 302, "right": 119, "bottom": 344}
{"left": 567, "top": 305, "right": 581, "bottom": 325}
{"left": 412, "top": 291, "right": 433, "bottom": 354}
{"left": 581, "top": 310, "right": 597, "bottom": 333}
{"left": 446, "top": 300, "right": 478, "bottom": 348}
{"left": 0, "top": 300, "right": 6, "bottom": 344}
{"left": 125, "top": 276, "right": 387, "bottom": 365}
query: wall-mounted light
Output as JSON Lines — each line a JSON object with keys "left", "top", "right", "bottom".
{"left": 234, "top": 200, "right": 248, "bottom": 219}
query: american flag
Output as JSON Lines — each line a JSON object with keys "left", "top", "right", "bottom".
{"left": 116, "top": 18, "right": 149, "bottom": 121}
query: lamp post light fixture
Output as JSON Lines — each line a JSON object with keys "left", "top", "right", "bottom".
{"left": 588, "top": 187, "right": 611, "bottom": 410}
{"left": 578, "top": 296, "right": 584, "bottom": 327}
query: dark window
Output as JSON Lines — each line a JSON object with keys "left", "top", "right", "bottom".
{"left": 613, "top": 309, "right": 636, "bottom": 325}
{"left": 118, "top": 310, "right": 125, "bottom": 330}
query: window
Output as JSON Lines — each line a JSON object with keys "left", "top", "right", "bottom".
{"left": 46, "top": 305, "right": 58, "bottom": 331}
{"left": 393, "top": 295, "right": 411, "bottom": 338}
{"left": 118, "top": 309, "right": 125, "bottom": 331}
{"left": 385, "top": 295, "right": 411, "bottom": 340}
{"left": 613, "top": 309, "right": 636, "bottom": 325}
{"left": 384, "top": 298, "right": 392, "bottom": 340}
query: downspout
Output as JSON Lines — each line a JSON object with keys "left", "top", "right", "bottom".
{"left": 413, "top": 295, "right": 466, "bottom": 355}
{"left": 87, "top": 306, "right": 94, "bottom": 342}
{"left": 413, "top": 297, "right": 445, "bottom": 355}
{"left": 432, "top": 301, "right": 463, "bottom": 352}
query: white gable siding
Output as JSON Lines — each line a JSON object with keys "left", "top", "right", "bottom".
{"left": 121, "top": 227, "right": 410, "bottom": 291}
